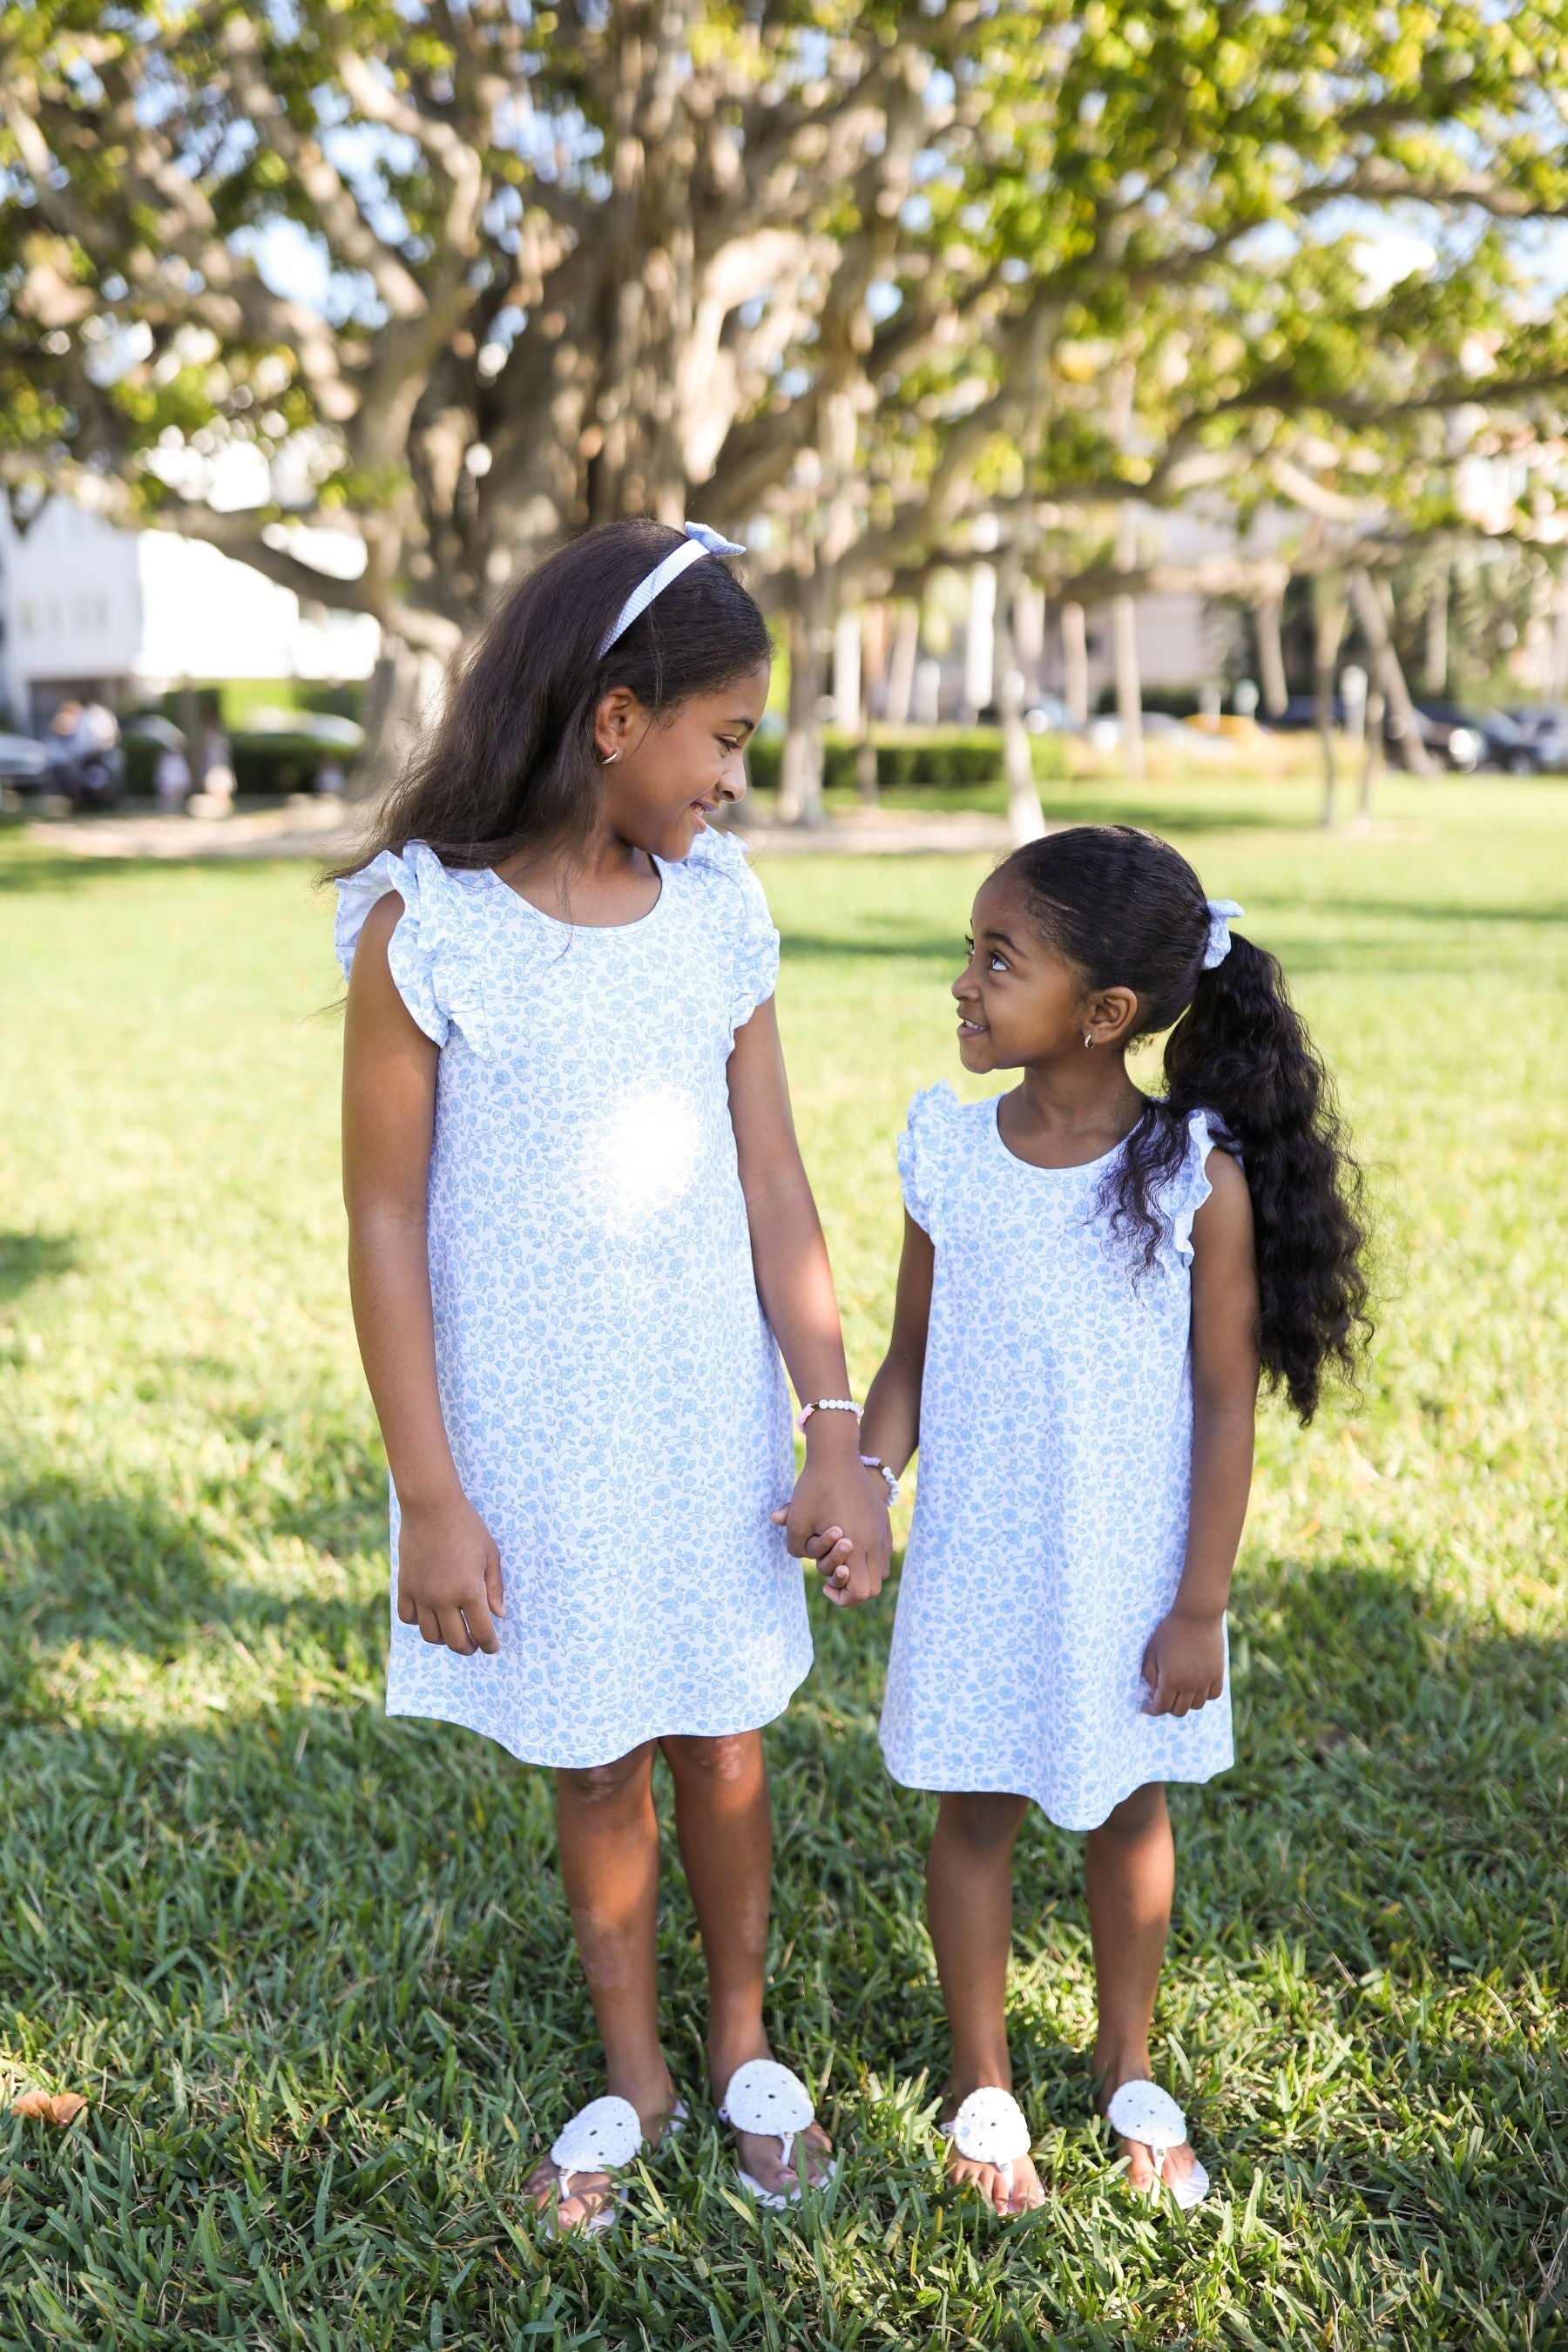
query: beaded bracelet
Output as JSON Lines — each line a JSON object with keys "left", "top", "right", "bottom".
{"left": 795, "top": 1397, "right": 862, "bottom": 1429}
{"left": 860, "top": 1454, "right": 901, "bottom": 1507}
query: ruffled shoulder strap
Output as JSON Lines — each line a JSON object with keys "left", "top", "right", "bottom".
{"left": 334, "top": 841, "right": 479, "bottom": 1051}
{"left": 683, "top": 824, "right": 780, "bottom": 1036}
{"left": 1166, "top": 1107, "right": 1233, "bottom": 1267}
{"left": 684, "top": 822, "right": 754, "bottom": 883}
{"left": 897, "top": 1083, "right": 963, "bottom": 1237}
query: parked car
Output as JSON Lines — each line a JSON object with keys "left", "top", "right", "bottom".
{"left": 1083, "top": 711, "right": 1211, "bottom": 753}
{"left": 0, "top": 732, "right": 49, "bottom": 791}
{"left": 1414, "top": 702, "right": 1532, "bottom": 774}
{"left": 1264, "top": 694, "right": 1485, "bottom": 770}
{"left": 1024, "top": 693, "right": 1081, "bottom": 735}
{"left": 1505, "top": 705, "right": 1568, "bottom": 770}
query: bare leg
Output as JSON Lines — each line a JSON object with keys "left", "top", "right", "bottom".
{"left": 1085, "top": 1781, "right": 1198, "bottom": 2193}
{"left": 925, "top": 1791, "right": 1043, "bottom": 2214}
{"left": 661, "top": 1729, "right": 833, "bottom": 2197}
{"left": 524, "top": 1741, "right": 677, "bottom": 2231}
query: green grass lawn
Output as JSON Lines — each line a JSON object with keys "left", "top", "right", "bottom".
{"left": 2, "top": 776, "right": 1565, "bottom": 2349}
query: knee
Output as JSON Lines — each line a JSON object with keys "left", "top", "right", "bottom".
{"left": 939, "top": 1790, "right": 1028, "bottom": 1854}
{"left": 558, "top": 1743, "right": 653, "bottom": 1809}
{"left": 662, "top": 1730, "right": 761, "bottom": 1788}
{"left": 1096, "top": 1781, "right": 1167, "bottom": 1842}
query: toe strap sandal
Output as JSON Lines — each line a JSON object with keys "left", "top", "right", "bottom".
{"left": 719, "top": 2058, "right": 837, "bottom": 2210}
{"left": 939, "top": 2086, "right": 1034, "bottom": 2204}
{"left": 546, "top": 2092, "right": 687, "bottom": 2236}
{"left": 1105, "top": 2079, "right": 1209, "bottom": 2211}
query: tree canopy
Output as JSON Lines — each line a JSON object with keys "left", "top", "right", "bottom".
{"left": 4, "top": 0, "right": 1568, "bottom": 680}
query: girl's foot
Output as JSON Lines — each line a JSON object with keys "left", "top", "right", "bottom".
{"left": 524, "top": 2077, "right": 680, "bottom": 2235}
{"left": 713, "top": 2043, "right": 835, "bottom": 2202}
{"left": 940, "top": 2083, "right": 1045, "bottom": 2216}
{"left": 1097, "top": 2051, "right": 1203, "bottom": 2200}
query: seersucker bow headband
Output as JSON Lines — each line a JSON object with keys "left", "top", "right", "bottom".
{"left": 597, "top": 522, "right": 748, "bottom": 659}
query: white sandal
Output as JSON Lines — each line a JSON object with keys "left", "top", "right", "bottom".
{"left": 542, "top": 2092, "right": 687, "bottom": 2236}
{"left": 939, "top": 2086, "right": 1036, "bottom": 2208}
{"left": 719, "top": 2058, "right": 837, "bottom": 2209}
{"left": 1105, "top": 2079, "right": 1209, "bottom": 2211}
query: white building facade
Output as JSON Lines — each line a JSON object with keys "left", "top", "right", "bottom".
{"left": 0, "top": 498, "right": 379, "bottom": 731}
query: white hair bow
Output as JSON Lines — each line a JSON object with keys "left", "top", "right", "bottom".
{"left": 598, "top": 522, "right": 748, "bottom": 658}
{"left": 1202, "top": 898, "right": 1245, "bottom": 969}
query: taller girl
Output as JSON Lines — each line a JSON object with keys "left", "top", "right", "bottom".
{"left": 335, "top": 521, "right": 888, "bottom": 2233}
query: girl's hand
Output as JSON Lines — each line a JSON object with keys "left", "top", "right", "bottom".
{"left": 396, "top": 1491, "right": 506, "bottom": 1655}
{"left": 1140, "top": 1607, "right": 1225, "bottom": 1717}
{"left": 772, "top": 1456, "right": 889, "bottom": 1608}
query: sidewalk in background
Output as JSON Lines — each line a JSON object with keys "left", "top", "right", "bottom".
{"left": 27, "top": 798, "right": 1015, "bottom": 861}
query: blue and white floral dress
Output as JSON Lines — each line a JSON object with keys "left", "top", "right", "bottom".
{"left": 880, "top": 1085, "right": 1234, "bottom": 1831}
{"left": 335, "top": 829, "right": 810, "bottom": 1769}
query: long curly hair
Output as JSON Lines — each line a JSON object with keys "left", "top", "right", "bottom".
{"left": 999, "top": 825, "right": 1370, "bottom": 1422}
{"left": 331, "top": 517, "right": 772, "bottom": 876}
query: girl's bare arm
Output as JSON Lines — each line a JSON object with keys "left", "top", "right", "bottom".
{"left": 727, "top": 997, "right": 890, "bottom": 1605}
{"left": 858, "top": 1212, "right": 936, "bottom": 1478}
{"left": 1142, "top": 1147, "right": 1260, "bottom": 1716}
{"left": 342, "top": 896, "right": 503, "bottom": 1654}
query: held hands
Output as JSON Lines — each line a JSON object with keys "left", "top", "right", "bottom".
{"left": 396, "top": 1490, "right": 506, "bottom": 1655}
{"left": 771, "top": 1444, "right": 890, "bottom": 1609}
{"left": 1140, "top": 1605, "right": 1225, "bottom": 1717}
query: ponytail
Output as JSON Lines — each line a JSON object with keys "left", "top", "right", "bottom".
{"left": 1161, "top": 934, "right": 1369, "bottom": 1421}
{"left": 1001, "top": 825, "right": 1371, "bottom": 1423}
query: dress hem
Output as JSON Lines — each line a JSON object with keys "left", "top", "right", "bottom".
{"left": 388, "top": 1653, "right": 814, "bottom": 1771}
{"left": 878, "top": 1734, "right": 1233, "bottom": 1835}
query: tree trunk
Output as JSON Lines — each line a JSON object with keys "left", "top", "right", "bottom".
{"left": 1313, "top": 571, "right": 1347, "bottom": 829}
{"left": 886, "top": 601, "right": 920, "bottom": 726}
{"left": 833, "top": 605, "right": 862, "bottom": 733}
{"left": 1013, "top": 578, "right": 1045, "bottom": 703}
{"left": 1347, "top": 567, "right": 1435, "bottom": 777}
{"left": 1552, "top": 564, "right": 1568, "bottom": 700}
{"left": 1255, "top": 590, "right": 1289, "bottom": 717}
{"left": 964, "top": 562, "right": 997, "bottom": 720}
{"left": 1060, "top": 599, "right": 1090, "bottom": 725}
{"left": 1112, "top": 504, "right": 1143, "bottom": 781}
{"left": 778, "top": 591, "right": 828, "bottom": 828}
{"left": 353, "top": 635, "right": 441, "bottom": 801}
{"left": 847, "top": 606, "right": 878, "bottom": 805}
{"left": 1423, "top": 561, "right": 1450, "bottom": 694}
{"left": 997, "top": 549, "right": 1045, "bottom": 848}
{"left": 1358, "top": 685, "right": 1386, "bottom": 828}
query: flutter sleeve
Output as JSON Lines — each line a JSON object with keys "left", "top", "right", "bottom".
{"left": 687, "top": 825, "right": 781, "bottom": 1036}
{"left": 1167, "top": 1107, "right": 1233, "bottom": 1267}
{"left": 897, "top": 1083, "right": 961, "bottom": 1240}
{"left": 333, "top": 841, "right": 472, "bottom": 1050}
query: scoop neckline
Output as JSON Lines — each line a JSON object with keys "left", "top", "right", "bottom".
{"left": 988, "top": 1094, "right": 1136, "bottom": 1175}
{"left": 483, "top": 857, "right": 668, "bottom": 933}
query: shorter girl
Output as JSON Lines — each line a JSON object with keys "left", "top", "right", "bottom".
{"left": 855, "top": 824, "right": 1368, "bottom": 2214}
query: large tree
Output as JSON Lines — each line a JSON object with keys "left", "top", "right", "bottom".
{"left": 4, "top": 0, "right": 1568, "bottom": 803}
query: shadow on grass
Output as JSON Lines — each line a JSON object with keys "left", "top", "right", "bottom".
{"left": 5, "top": 1454, "right": 1564, "bottom": 2002}
{"left": 0, "top": 1232, "right": 78, "bottom": 1301}
{"left": 3, "top": 1474, "right": 1563, "bottom": 2340}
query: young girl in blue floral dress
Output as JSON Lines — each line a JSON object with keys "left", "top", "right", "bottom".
{"left": 335, "top": 522, "right": 889, "bottom": 2234}
{"left": 849, "top": 825, "right": 1368, "bottom": 2217}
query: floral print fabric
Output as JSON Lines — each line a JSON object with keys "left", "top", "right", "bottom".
{"left": 335, "top": 828, "right": 811, "bottom": 1768}
{"left": 880, "top": 1085, "right": 1234, "bottom": 1831}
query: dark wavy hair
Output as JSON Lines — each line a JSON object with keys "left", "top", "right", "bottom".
{"left": 332, "top": 518, "right": 772, "bottom": 875}
{"left": 999, "top": 824, "right": 1370, "bottom": 1422}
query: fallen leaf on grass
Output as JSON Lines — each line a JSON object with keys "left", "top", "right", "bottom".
{"left": 12, "top": 2091, "right": 87, "bottom": 2126}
